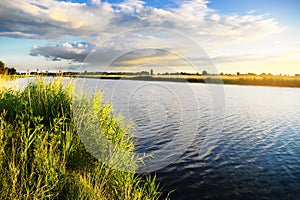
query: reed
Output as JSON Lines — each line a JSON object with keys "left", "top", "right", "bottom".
{"left": 0, "top": 77, "right": 163, "bottom": 200}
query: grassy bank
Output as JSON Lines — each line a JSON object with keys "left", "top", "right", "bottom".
{"left": 0, "top": 77, "right": 162, "bottom": 199}
{"left": 72, "top": 74, "right": 300, "bottom": 88}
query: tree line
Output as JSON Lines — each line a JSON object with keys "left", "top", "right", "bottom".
{"left": 0, "top": 61, "right": 17, "bottom": 75}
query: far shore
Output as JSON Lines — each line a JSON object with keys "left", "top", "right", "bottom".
{"left": 8, "top": 74, "right": 300, "bottom": 88}
{"left": 70, "top": 74, "right": 300, "bottom": 88}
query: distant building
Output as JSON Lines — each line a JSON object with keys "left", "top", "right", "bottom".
{"left": 150, "top": 69, "right": 154, "bottom": 75}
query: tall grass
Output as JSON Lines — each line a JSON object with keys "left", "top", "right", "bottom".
{"left": 0, "top": 77, "right": 163, "bottom": 199}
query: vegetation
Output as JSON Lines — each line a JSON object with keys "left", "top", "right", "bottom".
{"left": 66, "top": 73, "right": 300, "bottom": 88}
{"left": 212, "top": 74, "right": 300, "bottom": 88}
{"left": 0, "top": 61, "right": 17, "bottom": 75}
{"left": 0, "top": 77, "right": 162, "bottom": 199}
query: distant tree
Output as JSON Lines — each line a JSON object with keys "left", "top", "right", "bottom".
{"left": 8, "top": 67, "right": 17, "bottom": 75}
{"left": 247, "top": 73, "right": 257, "bottom": 76}
{"left": 202, "top": 70, "right": 208, "bottom": 75}
{"left": 0, "top": 61, "right": 17, "bottom": 75}
{"left": 236, "top": 72, "right": 240, "bottom": 76}
{"left": 0, "top": 61, "right": 5, "bottom": 74}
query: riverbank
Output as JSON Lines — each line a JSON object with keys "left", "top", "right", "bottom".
{"left": 13, "top": 74, "right": 300, "bottom": 88}
{"left": 0, "top": 78, "right": 163, "bottom": 199}
{"left": 71, "top": 74, "right": 300, "bottom": 88}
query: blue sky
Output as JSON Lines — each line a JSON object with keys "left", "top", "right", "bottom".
{"left": 210, "top": 0, "right": 300, "bottom": 26}
{"left": 0, "top": 0, "right": 299, "bottom": 74}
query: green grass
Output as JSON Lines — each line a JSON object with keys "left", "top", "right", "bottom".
{"left": 0, "top": 77, "right": 163, "bottom": 200}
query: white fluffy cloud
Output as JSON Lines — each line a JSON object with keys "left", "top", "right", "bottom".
{"left": 0, "top": 0, "right": 114, "bottom": 39}
{"left": 0, "top": 0, "right": 282, "bottom": 41}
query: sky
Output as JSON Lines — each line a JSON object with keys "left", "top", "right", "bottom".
{"left": 0, "top": 0, "right": 299, "bottom": 74}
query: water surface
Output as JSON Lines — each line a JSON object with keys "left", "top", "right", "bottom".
{"left": 92, "top": 79, "right": 300, "bottom": 200}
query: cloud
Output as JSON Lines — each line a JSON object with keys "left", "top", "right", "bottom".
{"left": 0, "top": 31, "right": 39, "bottom": 39}
{"left": 0, "top": 0, "right": 114, "bottom": 39}
{"left": 30, "top": 41, "right": 95, "bottom": 62}
{"left": 0, "top": 0, "right": 283, "bottom": 42}
{"left": 80, "top": 45, "right": 215, "bottom": 74}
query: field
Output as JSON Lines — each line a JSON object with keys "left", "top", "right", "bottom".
{"left": 0, "top": 77, "right": 163, "bottom": 199}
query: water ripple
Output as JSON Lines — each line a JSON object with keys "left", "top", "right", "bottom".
{"left": 76, "top": 79, "right": 300, "bottom": 200}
